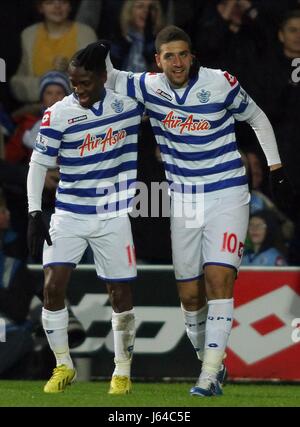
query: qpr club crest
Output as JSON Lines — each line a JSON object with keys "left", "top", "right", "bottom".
{"left": 197, "top": 89, "right": 211, "bottom": 104}
{"left": 111, "top": 99, "right": 124, "bottom": 113}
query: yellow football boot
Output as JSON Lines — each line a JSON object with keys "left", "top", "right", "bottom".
{"left": 108, "top": 376, "right": 132, "bottom": 395}
{"left": 44, "top": 365, "right": 76, "bottom": 393}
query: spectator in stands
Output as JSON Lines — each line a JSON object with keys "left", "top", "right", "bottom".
{"left": 195, "top": 0, "right": 268, "bottom": 92}
{"left": 256, "top": 10, "right": 300, "bottom": 195}
{"left": 242, "top": 150, "right": 295, "bottom": 245}
{"left": 160, "top": 0, "right": 208, "bottom": 44}
{"left": 255, "top": 10, "right": 300, "bottom": 264}
{"left": 6, "top": 71, "right": 71, "bottom": 165}
{"left": 75, "top": 0, "right": 121, "bottom": 41}
{"left": 242, "top": 210, "right": 288, "bottom": 266}
{"left": 110, "top": 0, "right": 165, "bottom": 72}
{"left": 10, "top": 0, "right": 97, "bottom": 104}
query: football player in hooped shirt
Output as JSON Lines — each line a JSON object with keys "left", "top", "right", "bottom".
{"left": 27, "top": 42, "right": 143, "bottom": 394}
{"left": 104, "top": 26, "right": 293, "bottom": 396}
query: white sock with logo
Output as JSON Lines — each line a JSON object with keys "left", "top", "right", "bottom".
{"left": 181, "top": 304, "right": 208, "bottom": 361}
{"left": 42, "top": 307, "right": 73, "bottom": 369}
{"left": 202, "top": 298, "right": 233, "bottom": 379}
{"left": 111, "top": 309, "right": 135, "bottom": 377}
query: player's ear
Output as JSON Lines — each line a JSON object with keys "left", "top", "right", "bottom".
{"left": 155, "top": 53, "right": 162, "bottom": 70}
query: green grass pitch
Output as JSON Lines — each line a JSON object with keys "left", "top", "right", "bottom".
{"left": 0, "top": 381, "right": 300, "bottom": 407}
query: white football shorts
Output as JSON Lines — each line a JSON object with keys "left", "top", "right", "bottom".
{"left": 43, "top": 213, "right": 136, "bottom": 281}
{"left": 171, "top": 195, "right": 250, "bottom": 281}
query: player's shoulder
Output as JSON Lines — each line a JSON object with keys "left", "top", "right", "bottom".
{"left": 106, "top": 88, "right": 139, "bottom": 108}
{"left": 41, "top": 95, "right": 75, "bottom": 128}
{"left": 52, "top": 94, "right": 80, "bottom": 114}
{"left": 200, "top": 67, "right": 239, "bottom": 91}
{"left": 144, "top": 71, "right": 164, "bottom": 84}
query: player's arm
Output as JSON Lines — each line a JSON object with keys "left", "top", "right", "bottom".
{"left": 224, "top": 71, "right": 293, "bottom": 211}
{"left": 27, "top": 107, "right": 63, "bottom": 259}
{"left": 246, "top": 106, "right": 293, "bottom": 212}
{"left": 27, "top": 159, "right": 52, "bottom": 260}
{"left": 104, "top": 49, "right": 120, "bottom": 91}
{"left": 104, "top": 45, "right": 145, "bottom": 103}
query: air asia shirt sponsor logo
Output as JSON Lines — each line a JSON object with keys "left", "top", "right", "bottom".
{"left": 161, "top": 111, "right": 211, "bottom": 134}
{"left": 79, "top": 128, "right": 126, "bottom": 156}
{"left": 156, "top": 89, "right": 173, "bottom": 101}
{"left": 41, "top": 111, "right": 51, "bottom": 127}
{"left": 68, "top": 115, "right": 87, "bottom": 125}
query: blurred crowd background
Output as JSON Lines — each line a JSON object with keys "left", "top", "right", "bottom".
{"left": 0, "top": 0, "right": 300, "bottom": 378}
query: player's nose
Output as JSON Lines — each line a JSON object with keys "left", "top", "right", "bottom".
{"left": 173, "top": 55, "right": 183, "bottom": 67}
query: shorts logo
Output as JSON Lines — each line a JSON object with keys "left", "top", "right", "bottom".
{"left": 222, "top": 232, "right": 244, "bottom": 257}
{"left": 224, "top": 72, "right": 237, "bottom": 87}
{"left": 68, "top": 115, "right": 87, "bottom": 125}
{"left": 238, "top": 242, "right": 244, "bottom": 258}
{"left": 156, "top": 89, "right": 173, "bottom": 101}
{"left": 197, "top": 89, "right": 211, "bottom": 103}
{"left": 111, "top": 99, "right": 124, "bottom": 113}
{"left": 41, "top": 111, "right": 51, "bottom": 127}
{"left": 35, "top": 133, "right": 49, "bottom": 153}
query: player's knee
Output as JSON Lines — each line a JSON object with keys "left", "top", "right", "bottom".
{"left": 108, "top": 284, "right": 132, "bottom": 313}
{"left": 180, "top": 292, "right": 200, "bottom": 310}
{"left": 44, "top": 279, "right": 65, "bottom": 305}
{"left": 205, "top": 268, "right": 235, "bottom": 299}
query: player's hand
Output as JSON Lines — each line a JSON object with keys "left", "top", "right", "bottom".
{"left": 27, "top": 211, "right": 52, "bottom": 261}
{"left": 269, "top": 167, "right": 294, "bottom": 214}
{"left": 97, "top": 39, "right": 111, "bottom": 57}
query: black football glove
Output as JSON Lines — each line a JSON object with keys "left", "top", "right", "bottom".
{"left": 27, "top": 211, "right": 52, "bottom": 261}
{"left": 269, "top": 167, "right": 294, "bottom": 214}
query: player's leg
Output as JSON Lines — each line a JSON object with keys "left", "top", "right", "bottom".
{"left": 171, "top": 204, "right": 210, "bottom": 372}
{"left": 89, "top": 215, "right": 136, "bottom": 394}
{"left": 191, "top": 202, "right": 249, "bottom": 397}
{"left": 106, "top": 281, "right": 135, "bottom": 394}
{"left": 42, "top": 214, "right": 88, "bottom": 393}
{"left": 177, "top": 277, "right": 207, "bottom": 362}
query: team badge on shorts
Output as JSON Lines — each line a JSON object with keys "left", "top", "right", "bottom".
{"left": 197, "top": 89, "right": 211, "bottom": 103}
{"left": 35, "top": 132, "right": 49, "bottom": 153}
{"left": 111, "top": 99, "right": 124, "bottom": 113}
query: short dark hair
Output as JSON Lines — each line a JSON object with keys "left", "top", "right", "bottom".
{"left": 155, "top": 25, "right": 192, "bottom": 53}
{"left": 70, "top": 41, "right": 110, "bottom": 74}
{"left": 280, "top": 9, "right": 300, "bottom": 30}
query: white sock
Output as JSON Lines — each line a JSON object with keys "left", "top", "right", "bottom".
{"left": 202, "top": 298, "right": 233, "bottom": 377}
{"left": 111, "top": 309, "right": 135, "bottom": 377}
{"left": 181, "top": 304, "right": 208, "bottom": 361}
{"left": 42, "top": 307, "right": 73, "bottom": 369}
